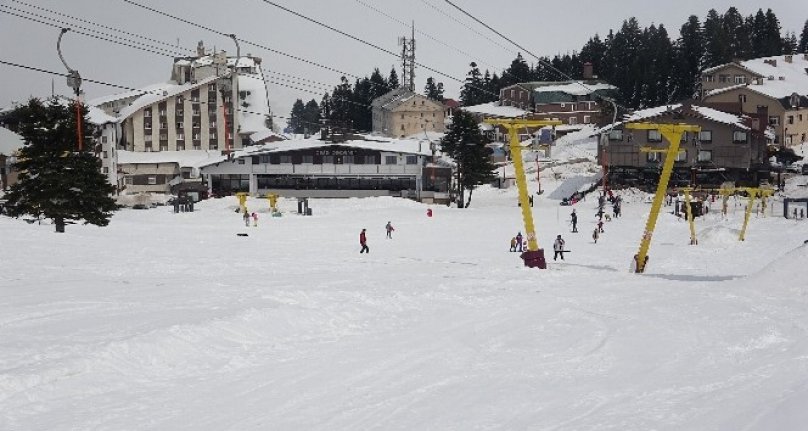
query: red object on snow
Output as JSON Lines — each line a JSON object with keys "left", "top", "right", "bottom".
{"left": 426, "top": 208, "right": 433, "bottom": 217}
{"left": 521, "top": 249, "right": 547, "bottom": 269}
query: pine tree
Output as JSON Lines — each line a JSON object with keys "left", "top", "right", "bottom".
{"left": 500, "top": 53, "right": 531, "bottom": 88}
{"left": 609, "top": 18, "right": 643, "bottom": 106}
{"left": 387, "top": 67, "right": 400, "bottom": 89}
{"left": 580, "top": 34, "right": 608, "bottom": 79}
{"left": 369, "top": 67, "right": 390, "bottom": 100}
{"left": 750, "top": 9, "right": 768, "bottom": 57}
{"left": 703, "top": 9, "right": 731, "bottom": 67}
{"left": 3, "top": 98, "right": 117, "bottom": 233}
{"left": 303, "top": 99, "right": 321, "bottom": 133}
{"left": 439, "top": 109, "right": 496, "bottom": 208}
{"left": 783, "top": 31, "right": 798, "bottom": 54}
{"left": 799, "top": 19, "right": 808, "bottom": 53}
{"left": 320, "top": 93, "right": 332, "bottom": 121}
{"left": 763, "top": 9, "right": 784, "bottom": 56}
{"left": 330, "top": 76, "right": 354, "bottom": 128}
{"left": 289, "top": 99, "right": 306, "bottom": 134}
{"left": 424, "top": 77, "right": 444, "bottom": 101}
{"left": 351, "top": 77, "right": 373, "bottom": 132}
{"left": 638, "top": 24, "right": 674, "bottom": 107}
{"left": 671, "top": 15, "right": 704, "bottom": 101}
{"left": 459, "top": 62, "right": 484, "bottom": 106}
{"left": 723, "top": 7, "right": 750, "bottom": 59}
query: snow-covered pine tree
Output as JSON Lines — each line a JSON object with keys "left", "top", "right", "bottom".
{"left": 439, "top": 110, "right": 496, "bottom": 208}
{"left": 3, "top": 97, "right": 117, "bottom": 233}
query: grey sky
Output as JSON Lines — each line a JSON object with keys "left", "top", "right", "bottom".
{"left": 1, "top": 0, "right": 805, "bottom": 126}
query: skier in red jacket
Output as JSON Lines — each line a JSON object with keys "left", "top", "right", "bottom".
{"left": 359, "top": 229, "right": 369, "bottom": 253}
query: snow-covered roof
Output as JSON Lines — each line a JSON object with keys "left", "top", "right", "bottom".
{"left": 87, "top": 82, "right": 174, "bottom": 107}
{"left": 690, "top": 106, "right": 749, "bottom": 129}
{"left": 249, "top": 129, "right": 286, "bottom": 143}
{"left": 461, "top": 102, "right": 527, "bottom": 118}
{"left": 532, "top": 82, "right": 616, "bottom": 96}
{"left": 704, "top": 55, "right": 808, "bottom": 100}
{"left": 115, "top": 76, "right": 220, "bottom": 122}
{"left": 86, "top": 105, "right": 118, "bottom": 125}
{"left": 118, "top": 150, "right": 226, "bottom": 169}
{"left": 593, "top": 103, "right": 750, "bottom": 134}
{"left": 404, "top": 131, "right": 444, "bottom": 141}
{"left": 0, "top": 127, "right": 24, "bottom": 155}
{"left": 701, "top": 62, "right": 764, "bottom": 77}
{"left": 703, "top": 83, "right": 747, "bottom": 98}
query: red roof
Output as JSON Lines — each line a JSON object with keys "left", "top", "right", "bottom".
{"left": 443, "top": 98, "right": 460, "bottom": 108}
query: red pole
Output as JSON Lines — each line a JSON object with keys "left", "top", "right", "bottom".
{"left": 75, "top": 98, "right": 83, "bottom": 151}
{"left": 221, "top": 103, "right": 230, "bottom": 154}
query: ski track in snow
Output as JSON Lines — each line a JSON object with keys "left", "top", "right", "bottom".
{"left": 1, "top": 173, "right": 808, "bottom": 430}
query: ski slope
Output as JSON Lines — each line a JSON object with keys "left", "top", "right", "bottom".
{"left": 2, "top": 174, "right": 808, "bottom": 430}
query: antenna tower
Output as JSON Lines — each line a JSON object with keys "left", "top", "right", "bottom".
{"left": 398, "top": 22, "right": 416, "bottom": 91}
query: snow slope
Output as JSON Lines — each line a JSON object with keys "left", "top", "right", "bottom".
{"left": 2, "top": 175, "right": 808, "bottom": 429}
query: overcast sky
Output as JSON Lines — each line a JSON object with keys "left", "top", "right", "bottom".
{"left": 1, "top": 0, "right": 805, "bottom": 127}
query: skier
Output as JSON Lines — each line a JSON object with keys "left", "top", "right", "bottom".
{"left": 385, "top": 221, "right": 395, "bottom": 239}
{"left": 510, "top": 237, "right": 517, "bottom": 252}
{"left": 515, "top": 232, "right": 524, "bottom": 252}
{"left": 553, "top": 234, "right": 566, "bottom": 261}
{"left": 359, "top": 228, "right": 369, "bottom": 254}
{"left": 251, "top": 212, "right": 258, "bottom": 227}
{"left": 243, "top": 209, "right": 250, "bottom": 227}
{"left": 570, "top": 209, "right": 578, "bottom": 233}
{"left": 593, "top": 227, "right": 600, "bottom": 243}
{"left": 598, "top": 219, "right": 604, "bottom": 233}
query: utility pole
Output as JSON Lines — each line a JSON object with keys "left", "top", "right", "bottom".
{"left": 56, "top": 28, "right": 84, "bottom": 151}
{"left": 218, "top": 34, "right": 241, "bottom": 157}
{"left": 398, "top": 22, "right": 416, "bottom": 92}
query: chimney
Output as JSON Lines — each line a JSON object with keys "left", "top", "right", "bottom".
{"left": 196, "top": 40, "right": 206, "bottom": 57}
{"left": 582, "top": 62, "right": 593, "bottom": 80}
{"left": 785, "top": 55, "right": 793, "bottom": 64}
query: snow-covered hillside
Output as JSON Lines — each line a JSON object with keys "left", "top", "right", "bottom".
{"left": 2, "top": 170, "right": 808, "bottom": 429}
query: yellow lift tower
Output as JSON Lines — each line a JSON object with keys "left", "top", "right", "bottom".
{"left": 625, "top": 122, "right": 701, "bottom": 273}
{"left": 680, "top": 186, "right": 774, "bottom": 244}
{"left": 484, "top": 118, "right": 562, "bottom": 268}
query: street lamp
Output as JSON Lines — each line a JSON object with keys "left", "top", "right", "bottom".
{"left": 56, "top": 28, "right": 84, "bottom": 151}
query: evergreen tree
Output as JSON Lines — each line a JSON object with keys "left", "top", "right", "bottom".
{"left": 424, "top": 77, "right": 444, "bottom": 101}
{"left": 703, "top": 9, "right": 731, "bottom": 67}
{"left": 672, "top": 15, "right": 704, "bottom": 102}
{"left": 369, "top": 67, "right": 390, "bottom": 99}
{"left": 638, "top": 24, "right": 674, "bottom": 107}
{"left": 487, "top": 73, "right": 501, "bottom": 99}
{"left": 783, "top": 31, "right": 798, "bottom": 54}
{"left": 580, "top": 34, "right": 608, "bottom": 79}
{"left": 459, "top": 62, "right": 485, "bottom": 106}
{"left": 799, "top": 19, "right": 808, "bottom": 53}
{"left": 439, "top": 109, "right": 496, "bottom": 208}
{"left": 750, "top": 9, "right": 768, "bottom": 57}
{"left": 609, "top": 18, "right": 643, "bottom": 106}
{"left": 3, "top": 98, "right": 117, "bottom": 233}
{"left": 763, "top": 9, "right": 783, "bottom": 56}
{"left": 500, "top": 53, "right": 531, "bottom": 88}
{"left": 303, "top": 99, "right": 321, "bottom": 133}
{"left": 329, "top": 76, "right": 354, "bottom": 127}
{"left": 387, "top": 67, "right": 400, "bottom": 89}
{"left": 351, "top": 77, "right": 373, "bottom": 132}
{"left": 723, "top": 7, "right": 750, "bottom": 59}
{"left": 320, "top": 93, "right": 332, "bottom": 121}
{"left": 289, "top": 99, "right": 306, "bottom": 134}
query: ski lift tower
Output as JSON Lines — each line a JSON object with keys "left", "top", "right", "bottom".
{"left": 625, "top": 122, "right": 700, "bottom": 273}
{"left": 484, "top": 118, "right": 562, "bottom": 269}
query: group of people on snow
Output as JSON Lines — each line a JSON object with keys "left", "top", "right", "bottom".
{"left": 358, "top": 221, "right": 396, "bottom": 253}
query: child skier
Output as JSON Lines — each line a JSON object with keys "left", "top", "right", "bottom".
{"left": 385, "top": 221, "right": 395, "bottom": 239}
{"left": 510, "top": 237, "right": 517, "bottom": 252}
{"left": 553, "top": 235, "right": 566, "bottom": 261}
{"left": 243, "top": 209, "right": 250, "bottom": 227}
{"left": 570, "top": 209, "right": 578, "bottom": 233}
{"left": 515, "top": 232, "right": 524, "bottom": 252}
{"left": 359, "top": 228, "right": 369, "bottom": 254}
{"left": 252, "top": 212, "right": 258, "bottom": 227}
{"left": 593, "top": 228, "right": 600, "bottom": 243}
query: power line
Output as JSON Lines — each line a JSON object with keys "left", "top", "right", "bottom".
{"left": 417, "top": 0, "right": 516, "bottom": 55}
{"left": 253, "top": 0, "right": 498, "bottom": 98}
{"left": 0, "top": 6, "right": 186, "bottom": 58}
{"left": 7, "top": 0, "right": 192, "bottom": 53}
{"left": 441, "top": 0, "right": 628, "bottom": 112}
{"left": 120, "top": 0, "right": 369, "bottom": 84}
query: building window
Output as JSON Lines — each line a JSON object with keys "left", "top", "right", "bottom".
{"left": 302, "top": 155, "right": 314, "bottom": 164}
{"left": 193, "top": 144, "right": 201, "bottom": 150}
{"left": 160, "top": 122, "right": 167, "bottom": 130}
{"left": 788, "top": 115, "right": 794, "bottom": 125}
{"left": 406, "top": 155, "right": 418, "bottom": 165}
{"left": 208, "top": 83, "right": 216, "bottom": 92}
{"left": 144, "top": 135, "right": 153, "bottom": 143}
{"left": 147, "top": 176, "right": 157, "bottom": 185}
{"left": 385, "top": 155, "right": 397, "bottom": 165}
{"left": 237, "top": 159, "right": 245, "bottom": 165}
{"left": 125, "top": 177, "right": 133, "bottom": 185}
{"left": 719, "top": 74, "right": 729, "bottom": 83}
{"left": 343, "top": 155, "right": 354, "bottom": 164}
{"left": 160, "top": 143, "right": 168, "bottom": 151}
{"left": 698, "top": 130, "right": 712, "bottom": 143}
{"left": 144, "top": 109, "right": 152, "bottom": 118}
{"left": 176, "top": 109, "right": 184, "bottom": 117}
{"left": 697, "top": 150, "right": 712, "bottom": 162}
{"left": 176, "top": 143, "right": 185, "bottom": 151}
{"left": 159, "top": 109, "right": 166, "bottom": 117}
{"left": 192, "top": 109, "right": 201, "bottom": 117}
{"left": 769, "top": 116, "right": 780, "bottom": 126}
{"left": 647, "top": 152, "right": 660, "bottom": 162}
{"left": 733, "top": 130, "right": 748, "bottom": 143}
{"left": 583, "top": 115, "right": 591, "bottom": 124}
{"left": 400, "top": 124, "right": 405, "bottom": 131}
{"left": 364, "top": 155, "right": 377, "bottom": 164}
{"left": 322, "top": 155, "right": 334, "bottom": 164}
{"left": 102, "top": 151, "right": 108, "bottom": 159}
{"left": 569, "top": 117, "right": 578, "bottom": 125}
{"left": 608, "top": 129, "right": 623, "bottom": 141}
{"left": 704, "top": 75, "right": 715, "bottom": 82}
{"left": 560, "top": 103, "right": 566, "bottom": 108}
{"left": 176, "top": 122, "right": 183, "bottom": 129}
{"left": 103, "top": 167, "right": 109, "bottom": 174}
{"left": 101, "top": 136, "right": 108, "bottom": 144}
{"left": 280, "top": 155, "right": 292, "bottom": 164}
{"left": 738, "top": 94, "right": 747, "bottom": 104}
{"left": 648, "top": 130, "right": 662, "bottom": 142}
{"left": 734, "top": 75, "right": 746, "bottom": 84}
{"left": 675, "top": 150, "right": 687, "bottom": 162}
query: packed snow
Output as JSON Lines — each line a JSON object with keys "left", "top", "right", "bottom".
{"left": 2, "top": 161, "right": 808, "bottom": 430}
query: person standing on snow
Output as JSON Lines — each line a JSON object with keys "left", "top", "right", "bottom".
{"left": 359, "top": 228, "right": 369, "bottom": 254}
{"left": 251, "top": 212, "right": 258, "bottom": 227}
{"left": 515, "top": 232, "right": 524, "bottom": 252}
{"left": 385, "top": 221, "right": 395, "bottom": 239}
{"left": 553, "top": 235, "right": 566, "bottom": 261}
{"left": 243, "top": 209, "right": 250, "bottom": 227}
{"left": 510, "top": 237, "right": 517, "bottom": 252}
{"left": 570, "top": 209, "right": 578, "bottom": 233}
{"left": 592, "top": 227, "right": 600, "bottom": 243}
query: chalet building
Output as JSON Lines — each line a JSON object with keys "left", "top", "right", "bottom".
{"left": 117, "top": 150, "right": 223, "bottom": 195}
{"left": 371, "top": 88, "right": 445, "bottom": 138}
{"left": 198, "top": 137, "right": 451, "bottom": 203}
{"left": 700, "top": 54, "right": 808, "bottom": 146}
{"left": 596, "top": 103, "right": 770, "bottom": 188}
